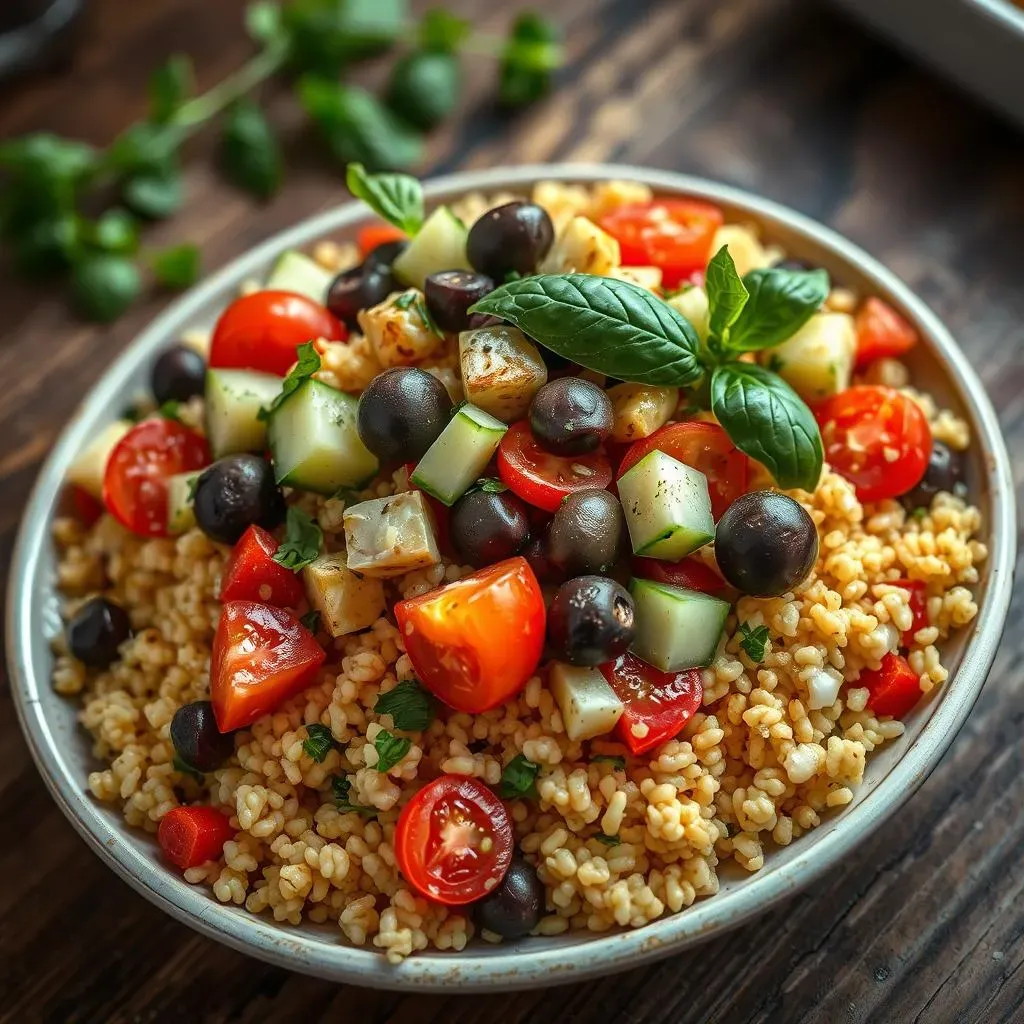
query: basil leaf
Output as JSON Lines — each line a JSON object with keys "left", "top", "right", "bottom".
{"left": 499, "top": 12, "right": 562, "bottom": 108}
{"left": 299, "top": 609, "right": 321, "bottom": 633}
{"left": 123, "top": 170, "right": 183, "bottom": 220}
{"left": 706, "top": 245, "right": 748, "bottom": 342}
{"left": 221, "top": 99, "right": 283, "bottom": 199}
{"left": 90, "top": 209, "right": 138, "bottom": 255}
{"left": 302, "top": 722, "right": 335, "bottom": 762}
{"left": 259, "top": 341, "right": 321, "bottom": 421}
{"left": 726, "top": 266, "right": 830, "bottom": 353}
{"left": 498, "top": 753, "right": 540, "bottom": 800}
{"left": 245, "top": 0, "right": 283, "bottom": 44}
{"left": 284, "top": 0, "right": 408, "bottom": 73}
{"left": 149, "top": 55, "right": 193, "bottom": 124}
{"left": 470, "top": 274, "right": 702, "bottom": 387}
{"left": 374, "top": 729, "right": 411, "bottom": 773}
{"left": 345, "top": 161, "right": 424, "bottom": 236}
{"left": 71, "top": 253, "right": 142, "bottom": 322}
{"left": 418, "top": 9, "right": 470, "bottom": 52}
{"left": 272, "top": 506, "right": 324, "bottom": 571}
{"left": 10, "top": 214, "right": 80, "bottom": 276}
{"left": 738, "top": 621, "right": 770, "bottom": 662}
{"left": 385, "top": 51, "right": 461, "bottom": 132}
{"left": 150, "top": 243, "right": 200, "bottom": 289}
{"left": 159, "top": 400, "right": 181, "bottom": 421}
{"left": 710, "top": 362, "right": 823, "bottom": 491}
{"left": 374, "top": 679, "right": 434, "bottom": 732}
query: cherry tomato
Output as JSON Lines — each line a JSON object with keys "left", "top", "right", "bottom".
{"left": 158, "top": 805, "right": 235, "bottom": 869}
{"left": 617, "top": 422, "right": 748, "bottom": 522}
{"left": 358, "top": 222, "right": 407, "bottom": 257}
{"left": 599, "top": 199, "right": 724, "bottom": 288}
{"left": 861, "top": 652, "right": 923, "bottom": 719}
{"left": 70, "top": 485, "right": 104, "bottom": 526}
{"left": 395, "top": 557, "right": 545, "bottom": 714}
{"left": 815, "top": 386, "right": 931, "bottom": 503}
{"left": 209, "top": 291, "right": 347, "bottom": 377}
{"left": 497, "top": 421, "right": 612, "bottom": 513}
{"left": 892, "top": 578, "right": 928, "bottom": 648}
{"left": 103, "top": 419, "right": 210, "bottom": 538}
{"left": 600, "top": 652, "right": 704, "bottom": 755}
{"left": 854, "top": 297, "right": 918, "bottom": 369}
{"left": 632, "top": 556, "right": 728, "bottom": 596}
{"left": 211, "top": 601, "right": 325, "bottom": 732}
{"left": 395, "top": 775, "right": 513, "bottom": 905}
{"left": 219, "top": 525, "right": 305, "bottom": 608}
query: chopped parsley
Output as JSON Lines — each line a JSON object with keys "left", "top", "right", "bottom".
{"left": 330, "top": 774, "right": 376, "bottom": 817}
{"left": 374, "top": 729, "right": 411, "bottom": 773}
{"left": 186, "top": 474, "right": 200, "bottom": 502}
{"left": 272, "top": 506, "right": 323, "bottom": 572}
{"left": 498, "top": 753, "right": 540, "bottom": 800}
{"left": 592, "top": 754, "right": 626, "bottom": 770}
{"left": 738, "top": 621, "right": 770, "bottom": 662}
{"left": 302, "top": 722, "right": 334, "bottom": 762}
{"left": 158, "top": 399, "right": 181, "bottom": 420}
{"left": 473, "top": 477, "right": 507, "bottom": 494}
{"left": 594, "top": 833, "right": 621, "bottom": 847}
{"left": 257, "top": 341, "right": 321, "bottom": 421}
{"left": 415, "top": 295, "right": 442, "bottom": 337}
{"left": 393, "top": 291, "right": 417, "bottom": 310}
{"left": 373, "top": 679, "right": 434, "bottom": 732}
{"left": 299, "top": 609, "right": 321, "bottom": 634}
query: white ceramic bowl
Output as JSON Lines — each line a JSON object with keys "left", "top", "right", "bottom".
{"left": 7, "top": 165, "right": 1016, "bottom": 991}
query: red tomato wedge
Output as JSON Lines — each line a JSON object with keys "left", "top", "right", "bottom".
{"left": 815, "top": 386, "right": 931, "bottom": 503}
{"left": 103, "top": 419, "right": 210, "bottom": 537}
{"left": 854, "top": 297, "right": 918, "bottom": 369}
{"left": 892, "top": 578, "right": 928, "bottom": 647}
{"left": 158, "top": 806, "right": 235, "bottom": 869}
{"left": 861, "top": 652, "right": 923, "bottom": 719}
{"left": 209, "top": 291, "right": 346, "bottom": 377}
{"left": 497, "top": 421, "right": 612, "bottom": 513}
{"left": 395, "top": 775, "right": 513, "bottom": 905}
{"left": 219, "top": 525, "right": 305, "bottom": 608}
{"left": 600, "top": 652, "right": 704, "bottom": 755}
{"left": 631, "top": 556, "right": 728, "bottom": 596}
{"left": 395, "top": 557, "right": 545, "bottom": 713}
{"left": 211, "top": 601, "right": 325, "bottom": 732}
{"left": 599, "top": 199, "right": 724, "bottom": 288}
{"left": 617, "top": 422, "right": 748, "bottom": 522}
{"left": 70, "top": 485, "right": 104, "bottom": 527}
{"left": 358, "top": 222, "right": 407, "bottom": 257}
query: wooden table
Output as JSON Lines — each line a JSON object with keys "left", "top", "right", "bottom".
{"left": 2, "top": 0, "right": 1022, "bottom": 1020}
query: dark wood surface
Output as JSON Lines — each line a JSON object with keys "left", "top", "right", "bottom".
{"left": 2, "top": 1, "right": 1022, "bottom": 1020}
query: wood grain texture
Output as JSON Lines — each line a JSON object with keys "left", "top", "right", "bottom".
{"left": 1, "top": 0, "right": 1023, "bottom": 1021}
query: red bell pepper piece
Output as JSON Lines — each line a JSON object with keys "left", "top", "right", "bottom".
{"left": 892, "top": 578, "right": 928, "bottom": 648}
{"left": 219, "top": 525, "right": 305, "bottom": 607}
{"left": 861, "top": 652, "right": 923, "bottom": 719}
{"left": 158, "top": 805, "right": 235, "bottom": 869}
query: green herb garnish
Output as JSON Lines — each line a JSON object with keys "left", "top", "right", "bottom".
{"left": 592, "top": 754, "right": 626, "bottom": 770}
{"left": 330, "top": 774, "right": 377, "bottom": 817}
{"left": 498, "top": 753, "right": 540, "bottom": 800}
{"left": 272, "top": 506, "right": 323, "bottom": 572}
{"left": 415, "top": 295, "right": 442, "bottom": 337}
{"left": 258, "top": 341, "right": 321, "bottom": 421}
{"left": 150, "top": 243, "right": 200, "bottom": 289}
{"left": 302, "top": 722, "right": 335, "bottom": 762}
{"left": 299, "top": 609, "right": 321, "bottom": 634}
{"left": 473, "top": 477, "right": 507, "bottom": 494}
{"left": 373, "top": 679, "right": 434, "bottom": 732}
{"left": 345, "top": 162, "right": 424, "bottom": 236}
{"left": 374, "top": 729, "right": 411, "bottom": 773}
{"left": 594, "top": 833, "right": 621, "bottom": 847}
{"left": 738, "top": 621, "right": 770, "bottom": 663}
{"left": 158, "top": 400, "right": 181, "bottom": 421}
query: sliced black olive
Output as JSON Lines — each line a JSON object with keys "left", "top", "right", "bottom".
{"left": 424, "top": 270, "right": 495, "bottom": 334}
{"left": 547, "top": 575, "right": 635, "bottom": 667}
{"left": 192, "top": 455, "right": 286, "bottom": 546}
{"left": 66, "top": 597, "right": 132, "bottom": 669}
{"left": 529, "top": 377, "right": 613, "bottom": 456}
{"left": 326, "top": 264, "right": 397, "bottom": 328}
{"left": 356, "top": 367, "right": 453, "bottom": 463}
{"left": 466, "top": 201, "right": 554, "bottom": 280}
{"left": 547, "top": 489, "right": 625, "bottom": 577}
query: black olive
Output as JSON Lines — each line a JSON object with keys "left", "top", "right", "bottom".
{"left": 715, "top": 491, "right": 818, "bottom": 596}
{"left": 364, "top": 239, "right": 408, "bottom": 270}
{"left": 474, "top": 856, "right": 545, "bottom": 939}
{"left": 450, "top": 487, "right": 530, "bottom": 567}
{"left": 66, "top": 597, "right": 132, "bottom": 668}
{"left": 529, "top": 377, "right": 613, "bottom": 456}
{"left": 522, "top": 532, "right": 564, "bottom": 584}
{"left": 170, "top": 700, "right": 235, "bottom": 772}
{"left": 547, "top": 575, "right": 635, "bottom": 667}
{"left": 424, "top": 270, "right": 495, "bottom": 334}
{"left": 547, "top": 489, "right": 625, "bottom": 577}
{"left": 150, "top": 344, "right": 206, "bottom": 405}
{"left": 356, "top": 367, "right": 453, "bottom": 463}
{"left": 193, "top": 455, "right": 286, "bottom": 545}
{"left": 326, "top": 264, "right": 397, "bottom": 328}
{"left": 466, "top": 201, "right": 554, "bottom": 280}
{"left": 900, "top": 440, "right": 966, "bottom": 511}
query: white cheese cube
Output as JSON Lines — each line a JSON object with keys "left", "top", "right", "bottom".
{"left": 303, "top": 553, "right": 385, "bottom": 637}
{"left": 343, "top": 490, "right": 441, "bottom": 577}
{"left": 549, "top": 663, "right": 624, "bottom": 741}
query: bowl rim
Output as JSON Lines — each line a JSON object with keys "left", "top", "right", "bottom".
{"left": 7, "top": 163, "right": 1016, "bottom": 992}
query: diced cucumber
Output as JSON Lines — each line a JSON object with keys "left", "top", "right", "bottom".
{"left": 549, "top": 662, "right": 624, "bottom": 741}
{"left": 392, "top": 206, "right": 468, "bottom": 288}
{"left": 617, "top": 449, "right": 714, "bottom": 560}
{"left": 343, "top": 490, "right": 441, "bottom": 577}
{"left": 267, "top": 379, "right": 378, "bottom": 494}
{"left": 205, "top": 368, "right": 282, "bottom": 458}
{"left": 629, "top": 578, "right": 730, "bottom": 671}
{"left": 166, "top": 471, "right": 200, "bottom": 534}
{"left": 264, "top": 249, "right": 334, "bottom": 304}
{"left": 303, "top": 553, "right": 385, "bottom": 637}
{"left": 66, "top": 419, "right": 131, "bottom": 499}
{"left": 410, "top": 403, "right": 507, "bottom": 506}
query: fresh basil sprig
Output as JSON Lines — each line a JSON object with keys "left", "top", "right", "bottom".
{"left": 258, "top": 341, "right": 321, "bottom": 421}
{"left": 345, "top": 162, "right": 424, "bottom": 236}
{"left": 272, "top": 506, "right": 323, "bottom": 572}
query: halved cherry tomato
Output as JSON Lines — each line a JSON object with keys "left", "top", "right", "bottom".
{"left": 854, "top": 297, "right": 918, "bottom": 369}
{"left": 395, "top": 557, "right": 545, "bottom": 713}
{"left": 617, "top": 422, "right": 748, "bottom": 522}
{"left": 70, "top": 485, "right": 104, "bottom": 527}
{"left": 103, "top": 419, "right": 210, "bottom": 537}
{"left": 219, "top": 525, "right": 305, "bottom": 608}
{"left": 358, "top": 222, "right": 407, "bottom": 257}
{"left": 600, "top": 652, "right": 703, "bottom": 755}
{"left": 860, "top": 652, "right": 923, "bottom": 719}
{"left": 632, "top": 556, "right": 728, "bottom": 596}
{"left": 497, "top": 421, "right": 612, "bottom": 513}
{"left": 892, "top": 578, "right": 928, "bottom": 647}
{"left": 158, "top": 805, "right": 235, "bottom": 869}
{"left": 395, "top": 775, "right": 513, "bottom": 905}
{"left": 209, "top": 291, "right": 347, "bottom": 377}
{"left": 815, "top": 386, "right": 931, "bottom": 503}
{"left": 599, "top": 199, "right": 724, "bottom": 288}
{"left": 211, "top": 601, "right": 325, "bottom": 731}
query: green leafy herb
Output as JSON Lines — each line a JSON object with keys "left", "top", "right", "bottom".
{"left": 392, "top": 291, "right": 417, "bottom": 310}
{"left": 150, "top": 243, "right": 200, "bottom": 289}
{"left": 123, "top": 170, "right": 183, "bottom": 220}
{"left": 345, "top": 161, "right": 424, "bottom": 235}
{"left": 149, "top": 55, "right": 194, "bottom": 124}
{"left": 473, "top": 478, "right": 507, "bottom": 494}
{"left": 258, "top": 340, "right": 321, "bottom": 421}
{"left": 470, "top": 274, "right": 702, "bottom": 387}
{"left": 909, "top": 506, "right": 928, "bottom": 521}
{"left": 710, "top": 363, "right": 823, "bottom": 491}
{"left": 173, "top": 754, "right": 204, "bottom": 783}
{"left": 71, "top": 254, "right": 142, "bottom": 322}
{"left": 91, "top": 209, "right": 139, "bottom": 254}
{"left": 221, "top": 99, "right": 283, "bottom": 199}
{"left": 415, "top": 296, "right": 442, "bottom": 337}
{"left": 419, "top": 8, "right": 471, "bottom": 52}
{"left": 245, "top": 0, "right": 283, "bottom": 44}
{"left": 272, "top": 506, "right": 324, "bottom": 571}
{"left": 592, "top": 754, "right": 626, "bottom": 770}
{"left": 299, "top": 609, "right": 322, "bottom": 633}
{"left": 738, "top": 621, "right": 770, "bottom": 662}
{"left": 705, "top": 245, "right": 749, "bottom": 344}
{"left": 499, "top": 12, "right": 562, "bottom": 108}
{"left": 386, "top": 51, "right": 461, "bottom": 131}
{"left": 330, "top": 774, "right": 377, "bottom": 817}
{"left": 159, "top": 400, "right": 181, "bottom": 421}
{"left": 498, "top": 753, "right": 540, "bottom": 800}
{"left": 374, "top": 729, "right": 411, "bottom": 773}
{"left": 302, "top": 722, "right": 335, "bottom": 762}
{"left": 594, "top": 833, "right": 621, "bottom": 847}
{"left": 283, "top": 0, "right": 409, "bottom": 73}
{"left": 187, "top": 475, "right": 200, "bottom": 501}
{"left": 374, "top": 679, "right": 434, "bottom": 732}
{"left": 725, "top": 265, "right": 830, "bottom": 353}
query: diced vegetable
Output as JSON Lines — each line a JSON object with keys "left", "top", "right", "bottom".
{"left": 358, "top": 222, "right": 407, "bottom": 257}
{"left": 629, "top": 578, "right": 730, "bottom": 671}
{"left": 618, "top": 449, "right": 715, "bottom": 559}
{"left": 765, "top": 311, "right": 856, "bottom": 402}
{"left": 709, "top": 223, "right": 772, "bottom": 276}
{"left": 854, "top": 297, "right": 918, "bottom": 368}
{"left": 358, "top": 289, "right": 444, "bottom": 369}
{"left": 343, "top": 490, "right": 442, "bottom": 577}
{"left": 67, "top": 420, "right": 131, "bottom": 500}
{"left": 606, "top": 383, "right": 679, "bottom": 444}
{"left": 893, "top": 578, "right": 928, "bottom": 647}
{"left": 158, "top": 805, "right": 236, "bottom": 869}
{"left": 166, "top": 471, "right": 200, "bottom": 534}
{"left": 219, "top": 524, "right": 305, "bottom": 607}
{"left": 631, "top": 555, "right": 728, "bottom": 596}
{"left": 610, "top": 265, "right": 663, "bottom": 291}
{"left": 539, "top": 215, "right": 621, "bottom": 276}
{"left": 667, "top": 285, "right": 710, "bottom": 341}
{"left": 264, "top": 250, "right": 333, "bottom": 304}
{"left": 861, "top": 652, "right": 923, "bottom": 719}
{"left": 204, "top": 368, "right": 281, "bottom": 458}
{"left": 459, "top": 324, "right": 548, "bottom": 423}
{"left": 267, "top": 378, "right": 378, "bottom": 494}
{"left": 411, "top": 403, "right": 507, "bottom": 506}
{"left": 302, "top": 552, "right": 386, "bottom": 636}
{"left": 392, "top": 205, "right": 469, "bottom": 289}
{"left": 549, "top": 662, "right": 624, "bottom": 741}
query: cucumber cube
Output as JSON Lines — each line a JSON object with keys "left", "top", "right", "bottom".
{"left": 629, "top": 577, "right": 730, "bottom": 671}
{"left": 166, "top": 471, "right": 200, "bottom": 534}
{"left": 392, "top": 206, "right": 469, "bottom": 289}
{"left": 205, "top": 368, "right": 282, "bottom": 458}
{"left": 66, "top": 419, "right": 131, "bottom": 499}
{"left": 549, "top": 662, "right": 624, "bottom": 741}
{"left": 264, "top": 250, "right": 333, "bottom": 304}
